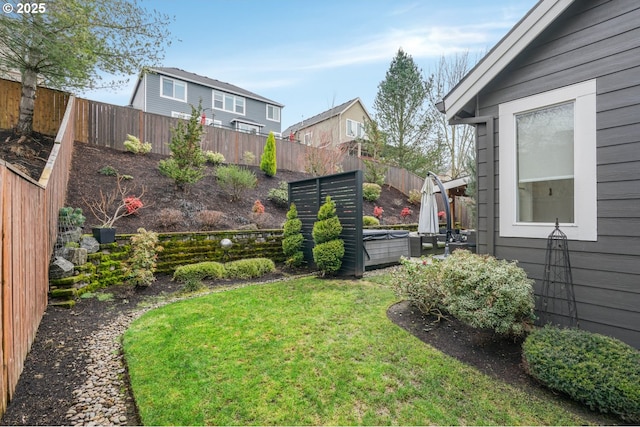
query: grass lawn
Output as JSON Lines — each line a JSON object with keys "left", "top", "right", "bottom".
{"left": 123, "top": 277, "right": 589, "bottom": 426}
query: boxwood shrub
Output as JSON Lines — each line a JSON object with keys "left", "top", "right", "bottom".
{"left": 522, "top": 326, "right": 640, "bottom": 422}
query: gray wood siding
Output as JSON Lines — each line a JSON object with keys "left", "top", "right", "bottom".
{"left": 475, "top": 0, "right": 640, "bottom": 348}
{"left": 140, "top": 73, "right": 281, "bottom": 134}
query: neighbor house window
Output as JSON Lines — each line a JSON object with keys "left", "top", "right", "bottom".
{"left": 236, "top": 122, "right": 259, "bottom": 134}
{"left": 499, "top": 80, "right": 597, "bottom": 240}
{"left": 346, "top": 119, "right": 365, "bottom": 138}
{"left": 304, "top": 132, "right": 312, "bottom": 145}
{"left": 161, "top": 77, "right": 187, "bottom": 102}
{"left": 266, "top": 105, "right": 280, "bottom": 122}
{"left": 213, "top": 91, "right": 245, "bottom": 115}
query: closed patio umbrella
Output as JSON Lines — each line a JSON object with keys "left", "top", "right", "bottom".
{"left": 418, "top": 175, "right": 439, "bottom": 235}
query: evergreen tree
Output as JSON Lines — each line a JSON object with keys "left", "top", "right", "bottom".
{"left": 373, "top": 48, "right": 441, "bottom": 176}
{"left": 260, "top": 131, "right": 277, "bottom": 177}
{"left": 0, "top": 0, "right": 172, "bottom": 136}
{"left": 158, "top": 103, "right": 206, "bottom": 191}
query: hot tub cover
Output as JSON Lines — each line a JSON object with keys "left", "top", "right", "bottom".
{"left": 363, "top": 229, "right": 410, "bottom": 241}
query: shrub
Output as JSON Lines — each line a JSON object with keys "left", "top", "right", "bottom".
{"left": 204, "top": 150, "right": 225, "bottom": 166}
{"left": 252, "top": 200, "right": 265, "bottom": 214}
{"left": 123, "top": 134, "right": 152, "bottom": 155}
{"left": 58, "top": 207, "right": 86, "bottom": 228}
{"left": 283, "top": 203, "right": 304, "bottom": 268}
{"left": 363, "top": 158, "right": 387, "bottom": 187}
{"left": 216, "top": 165, "right": 257, "bottom": 201}
{"left": 523, "top": 326, "right": 640, "bottom": 422}
{"left": 158, "top": 104, "right": 206, "bottom": 190}
{"left": 173, "top": 261, "right": 225, "bottom": 283}
{"left": 125, "top": 228, "right": 162, "bottom": 287}
{"left": 362, "top": 182, "right": 382, "bottom": 202}
{"left": 312, "top": 196, "right": 344, "bottom": 275}
{"left": 99, "top": 165, "right": 118, "bottom": 176}
{"left": 408, "top": 189, "right": 421, "bottom": 205}
{"left": 250, "top": 212, "right": 276, "bottom": 229}
{"left": 243, "top": 151, "right": 256, "bottom": 165}
{"left": 267, "top": 181, "right": 288, "bottom": 208}
{"left": 260, "top": 131, "right": 277, "bottom": 177}
{"left": 439, "top": 250, "right": 535, "bottom": 336}
{"left": 312, "top": 239, "right": 345, "bottom": 275}
{"left": 373, "top": 205, "right": 384, "bottom": 220}
{"left": 156, "top": 208, "right": 184, "bottom": 229}
{"left": 224, "top": 258, "right": 276, "bottom": 279}
{"left": 400, "top": 207, "right": 412, "bottom": 221}
{"left": 363, "top": 215, "right": 379, "bottom": 226}
{"left": 124, "top": 196, "right": 143, "bottom": 214}
{"left": 392, "top": 258, "right": 446, "bottom": 316}
{"left": 181, "top": 278, "right": 205, "bottom": 293}
{"left": 197, "top": 210, "right": 225, "bottom": 230}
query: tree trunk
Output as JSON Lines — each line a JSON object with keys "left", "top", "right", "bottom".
{"left": 16, "top": 69, "right": 38, "bottom": 135}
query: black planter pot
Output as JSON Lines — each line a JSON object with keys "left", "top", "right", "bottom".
{"left": 92, "top": 227, "right": 116, "bottom": 244}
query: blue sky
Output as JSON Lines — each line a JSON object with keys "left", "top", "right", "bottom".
{"left": 82, "top": 0, "right": 537, "bottom": 130}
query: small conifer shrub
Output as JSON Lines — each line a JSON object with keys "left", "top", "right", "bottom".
{"left": 282, "top": 203, "right": 304, "bottom": 268}
{"left": 260, "top": 131, "right": 277, "bottom": 177}
{"left": 312, "top": 196, "right": 344, "bottom": 275}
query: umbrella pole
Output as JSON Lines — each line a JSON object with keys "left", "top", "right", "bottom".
{"left": 427, "top": 171, "right": 452, "bottom": 243}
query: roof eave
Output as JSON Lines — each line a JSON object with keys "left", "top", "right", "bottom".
{"left": 149, "top": 67, "right": 285, "bottom": 108}
{"left": 442, "top": 0, "right": 575, "bottom": 121}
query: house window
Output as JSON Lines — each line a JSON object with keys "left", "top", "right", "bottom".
{"left": 266, "top": 105, "right": 280, "bottom": 122}
{"left": 171, "top": 111, "right": 191, "bottom": 120}
{"left": 304, "top": 132, "right": 312, "bottom": 145}
{"left": 213, "top": 91, "right": 245, "bottom": 115}
{"left": 236, "top": 122, "right": 260, "bottom": 134}
{"left": 498, "top": 80, "right": 597, "bottom": 241}
{"left": 161, "top": 77, "right": 186, "bottom": 102}
{"left": 346, "top": 119, "right": 365, "bottom": 138}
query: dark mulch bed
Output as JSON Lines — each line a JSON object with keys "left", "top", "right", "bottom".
{"left": 0, "top": 129, "right": 55, "bottom": 179}
{"left": 1, "top": 275, "right": 623, "bottom": 426}
{"left": 64, "top": 141, "right": 415, "bottom": 234}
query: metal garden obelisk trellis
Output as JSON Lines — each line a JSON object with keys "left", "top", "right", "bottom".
{"left": 539, "top": 219, "right": 579, "bottom": 327}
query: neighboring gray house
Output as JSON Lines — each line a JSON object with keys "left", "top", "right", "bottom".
{"left": 439, "top": 0, "right": 640, "bottom": 348}
{"left": 129, "top": 67, "right": 284, "bottom": 136}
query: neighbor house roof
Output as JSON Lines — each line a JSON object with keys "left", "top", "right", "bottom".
{"left": 440, "top": 0, "right": 575, "bottom": 121}
{"left": 283, "top": 97, "right": 371, "bottom": 135}
{"left": 129, "top": 67, "right": 284, "bottom": 107}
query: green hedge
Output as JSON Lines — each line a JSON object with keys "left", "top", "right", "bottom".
{"left": 523, "top": 326, "right": 640, "bottom": 422}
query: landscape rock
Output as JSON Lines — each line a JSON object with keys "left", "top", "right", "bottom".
{"left": 80, "top": 236, "right": 100, "bottom": 253}
{"left": 62, "top": 247, "right": 88, "bottom": 266}
{"left": 49, "top": 257, "right": 75, "bottom": 279}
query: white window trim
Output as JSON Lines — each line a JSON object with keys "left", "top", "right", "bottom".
{"left": 498, "top": 80, "right": 597, "bottom": 241}
{"left": 266, "top": 104, "right": 280, "bottom": 122}
{"left": 212, "top": 90, "right": 245, "bottom": 116}
{"left": 304, "top": 132, "right": 312, "bottom": 145}
{"left": 160, "top": 76, "right": 187, "bottom": 102}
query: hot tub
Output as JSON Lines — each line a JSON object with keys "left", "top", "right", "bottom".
{"left": 363, "top": 229, "right": 410, "bottom": 268}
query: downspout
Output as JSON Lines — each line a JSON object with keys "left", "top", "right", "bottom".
{"left": 448, "top": 115, "right": 495, "bottom": 256}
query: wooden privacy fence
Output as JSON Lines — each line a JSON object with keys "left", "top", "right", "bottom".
{"left": 0, "top": 77, "right": 426, "bottom": 195}
{"left": 0, "top": 79, "right": 70, "bottom": 136}
{"left": 0, "top": 94, "right": 75, "bottom": 416}
{"left": 71, "top": 98, "right": 426, "bottom": 195}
